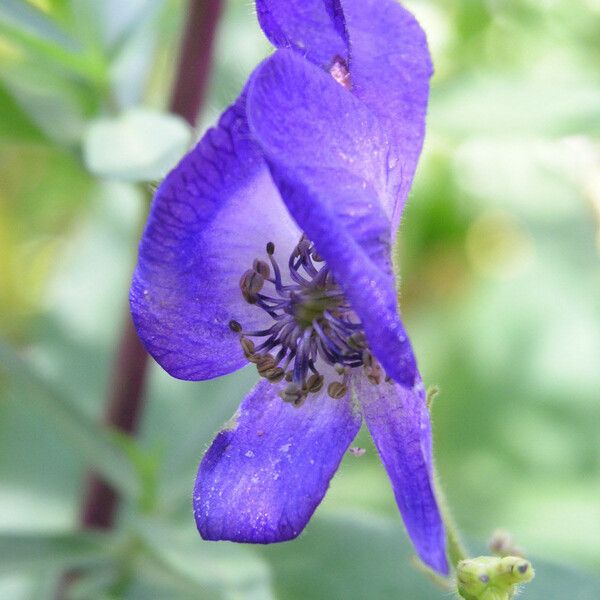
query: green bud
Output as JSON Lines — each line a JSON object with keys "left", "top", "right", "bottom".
{"left": 457, "top": 556, "right": 534, "bottom": 600}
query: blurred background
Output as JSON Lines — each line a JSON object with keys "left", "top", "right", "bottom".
{"left": 1, "top": 0, "right": 599, "bottom": 598}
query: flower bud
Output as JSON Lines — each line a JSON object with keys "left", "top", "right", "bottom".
{"left": 457, "top": 556, "right": 534, "bottom": 600}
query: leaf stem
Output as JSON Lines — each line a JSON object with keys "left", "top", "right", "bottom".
{"left": 424, "top": 386, "right": 469, "bottom": 572}
{"left": 442, "top": 487, "right": 470, "bottom": 568}
{"left": 434, "top": 432, "right": 469, "bottom": 569}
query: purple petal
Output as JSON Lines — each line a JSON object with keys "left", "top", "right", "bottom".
{"left": 256, "top": 0, "right": 346, "bottom": 68}
{"left": 340, "top": 0, "right": 433, "bottom": 229}
{"left": 130, "top": 95, "right": 299, "bottom": 380}
{"left": 355, "top": 374, "right": 448, "bottom": 575}
{"left": 194, "top": 378, "right": 361, "bottom": 542}
{"left": 247, "top": 49, "right": 417, "bottom": 386}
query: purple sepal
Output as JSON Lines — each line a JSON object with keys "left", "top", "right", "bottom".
{"left": 355, "top": 374, "right": 448, "bottom": 575}
{"left": 247, "top": 49, "right": 417, "bottom": 387}
{"left": 194, "top": 378, "right": 361, "bottom": 542}
{"left": 341, "top": 0, "right": 433, "bottom": 229}
{"left": 256, "top": 0, "right": 346, "bottom": 68}
{"left": 256, "top": 0, "right": 432, "bottom": 230}
{"left": 130, "top": 94, "right": 299, "bottom": 381}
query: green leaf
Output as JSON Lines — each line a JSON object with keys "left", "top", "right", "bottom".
{"left": 0, "top": 83, "right": 46, "bottom": 142}
{"left": 0, "top": 342, "right": 140, "bottom": 499}
{"left": 108, "top": 1, "right": 165, "bottom": 109}
{"left": 67, "top": 569, "right": 119, "bottom": 600}
{"left": 0, "top": 531, "right": 115, "bottom": 574}
{"left": 134, "top": 519, "right": 275, "bottom": 600}
{"left": 0, "top": 65, "right": 94, "bottom": 145}
{"left": 0, "top": 0, "right": 80, "bottom": 52}
{"left": 0, "top": 1, "right": 103, "bottom": 81}
{"left": 262, "top": 512, "right": 442, "bottom": 600}
{"left": 110, "top": 431, "right": 163, "bottom": 514}
{"left": 83, "top": 108, "right": 191, "bottom": 182}
{"left": 73, "top": 0, "right": 165, "bottom": 53}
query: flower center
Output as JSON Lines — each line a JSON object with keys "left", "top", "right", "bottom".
{"left": 230, "top": 236, "right": 384, "bottom": 407}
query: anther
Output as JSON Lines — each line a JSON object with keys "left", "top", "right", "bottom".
{"left": 279, "top": 383, "right": 305, "bottom": 407}
{"left": 266, "top": 367, "right": 285, "bottom": 383}
{"left": 367, "top": 367, "right": 383, "bottom": 385}
{"left": 266, "top": 241, "right": 275, "bottom": 255}
{"left": 229, "top": 320, "right": 242, "bottom": 333}
{"left": 240, "top": 337, "right": 255, "bottom": 357}
{"left": 253, "top": 259, "right": 270, "bottom": 279}
{"left": 305, "top": 373, "right": 324, "bottom": 394}
{"left": 240, "top": 269, "right": 264, "bottom": 303}
{"left": 256, "top": 354, "right": 277, "bottom": 376}
{"left": 347, "top": 331, "right": 367, "bottom": 350}
{"left": 327, "top": 381, "right": 347, "bottom": 399}
{"left": 334, "top": 363, "right": 347, "bottom": 376}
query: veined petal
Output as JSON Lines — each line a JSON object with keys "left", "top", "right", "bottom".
{"left": 256, "top": 0, "right": 346, "bottom": 68}
{"left": 130, "top": 95, "right": 299, "bottom": 381}
{"left": 340, "top": 0, "right": 433, "bottom": 229}
{"left": 194, "top": 378, "right": 361, "bottom": 542}
{"left": 354, "top": 374, "right": 448, "bottom": 575}
{"left": 247, "top": 49, "right": 417, "bottom": 386}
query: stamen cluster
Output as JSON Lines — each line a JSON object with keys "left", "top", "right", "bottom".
{"left": 230, "top": 236, "right": 385, "bottom": 406}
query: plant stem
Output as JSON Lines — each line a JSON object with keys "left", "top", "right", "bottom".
{"left": 170, "top": 0, "right": 223, "bottom": 125}
{"left": 80, "top": 316, "right": 149, "bottom": 528}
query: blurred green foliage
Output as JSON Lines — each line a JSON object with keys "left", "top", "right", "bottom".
{"left": 1, "top": 0, "right": 599, "bottom": 598}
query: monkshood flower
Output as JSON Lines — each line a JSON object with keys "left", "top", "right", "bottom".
{"left": 130, "top": 0, "right": 448, "bottom": 575}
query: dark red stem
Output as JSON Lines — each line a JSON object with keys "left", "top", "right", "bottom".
{"left": 79, "top": 0, "right": 224, "bottom": 531}
{"left": 79, "top": 318, "right": 150, "bottom": 528}
{"left": 170, "top": 0, "right": 224, "bottom": 126}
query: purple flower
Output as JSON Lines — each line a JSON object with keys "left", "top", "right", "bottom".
{"left": 130, "top": 0, "right": 448, "bottom": 575}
